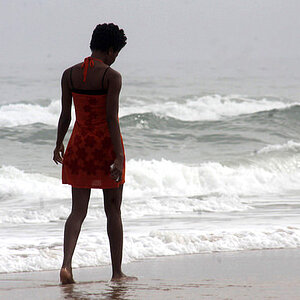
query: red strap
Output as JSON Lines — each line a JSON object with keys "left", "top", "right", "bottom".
{"left": 81, "top": 57, "right": 103, "bottom": 82}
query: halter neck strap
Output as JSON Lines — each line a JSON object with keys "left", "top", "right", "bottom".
{"left": 81, "top": 56, "right": 104, "bottom": 82}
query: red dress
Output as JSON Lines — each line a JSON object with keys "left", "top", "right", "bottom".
{"left": 62, "top": 57, "right": 125, "bottom": 189}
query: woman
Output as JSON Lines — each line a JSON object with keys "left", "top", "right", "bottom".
{"left": 53, "top": 23, "right": 135, "bottom": 284}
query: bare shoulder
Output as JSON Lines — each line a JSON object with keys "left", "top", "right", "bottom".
{"left": 62, "top": 62, "right": 82, "bottom": 76}
{"left": 62, "top": 67, "right": 71, "bottom": 78}
{"left": 61, "top": 63, "right": 81, "bottom": 84}
{"left": 105, "top": 68, "right": 122, "bottom": 92}
{"left": 107, "top": 67, "right": 122, "bottom": 81}
{"left": 61, "top": 66, "right": 72, "bottom": 80}
{"left": 60, "top": 68, "right": 71, "bottom": 89}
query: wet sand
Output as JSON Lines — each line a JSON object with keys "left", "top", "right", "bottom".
{"left": 0, "top": 248, "right": 299, "bottom": 299}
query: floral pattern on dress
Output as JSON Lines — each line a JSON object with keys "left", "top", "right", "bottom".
{"left": 84, "top": 135, "right": 96, "bottom": 148}
{"left": 62, "top": 93, "right": 125, "bottom": 188}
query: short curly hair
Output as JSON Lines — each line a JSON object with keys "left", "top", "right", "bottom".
{"left": 90, "top": 23, "right": 127, "bottom": 52}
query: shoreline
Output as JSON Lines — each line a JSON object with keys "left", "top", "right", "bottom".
{"left": 1, "top": 248, "right": 299, "bottom": 299}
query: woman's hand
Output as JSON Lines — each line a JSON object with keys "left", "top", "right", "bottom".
{"left": 53, "top": 144, "right": 65, "bottom": 164}
{"left": 110, "top": 157, "right": 123, "bottom": 182}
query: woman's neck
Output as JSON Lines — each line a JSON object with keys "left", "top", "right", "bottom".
{"left": 91, "top": 51, "right": 108, "bottom": 64}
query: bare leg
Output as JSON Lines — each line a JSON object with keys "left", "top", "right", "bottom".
{"left": 103, "top": 184, "right": 137, "bottom": 281}
{"left": 60, "top": 187, "right": 91, "bottom": 284}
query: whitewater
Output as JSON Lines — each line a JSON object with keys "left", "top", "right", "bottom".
{"left": 1, "top": 37, "right": 300, "bottom": 275}
{"left": 1, "top": 125, "right": 300, "bottom": 273}
{"left": 1, "top": 94, "right": 299, "bottom": 127}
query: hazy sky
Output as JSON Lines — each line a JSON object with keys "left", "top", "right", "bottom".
{"left": 1, "top": 0, "right": 300, "bottom": 67}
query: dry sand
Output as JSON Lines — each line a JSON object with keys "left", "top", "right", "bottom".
{"left": 0, "top": 248, "right": 299, "bottom": 299}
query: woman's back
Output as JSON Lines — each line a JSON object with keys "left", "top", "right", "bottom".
{"left": 70, "top": 59, "right": 109, "bottom": 90}
{"left": 70, "top": 58, "right": 110, "bottom": 126}
{"left": 53, "top": 23, "right": 133, "bottom": 284}
{"left": 61, "top": 56, "right": 125, "bottom": 189}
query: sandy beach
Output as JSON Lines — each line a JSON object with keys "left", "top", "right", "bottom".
{"left": 2, "top": 1, "right": 300, "bottom": 299}
{"left": 0, "top": 248, "right": 299, "bottom": 300}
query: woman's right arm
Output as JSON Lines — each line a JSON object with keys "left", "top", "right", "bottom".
{"left": 105, "top": 69, "right": 124, "bottom": 181}
{"left": 53, "top": 69, "right": 72, "bottom": 164}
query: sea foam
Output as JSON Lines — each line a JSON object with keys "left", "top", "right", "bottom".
{"left": 0, "top": 94, "right": 299, "bottom": 127}
{"left": 121, "top": 94, "right": 299, "bottom": 121}
{"left": 0, "top": 165, "right": 69, "bottom": 202}
{"left": 256, "top": 140, "right": 300, "bottom": 154}
{"left": 1, "top": 225, "right": 300, "bottom": 273}
{"left": 1, "top": 151, "right": 300, "bottom": 203}
{"left": 0, "top": 101, "right": 67, "bottom": 127}
{"left": 1, "top": 145, "right": 300, "bottom": 224}
{"left": 1, "top": 146, "right": 300, "bottom": 273}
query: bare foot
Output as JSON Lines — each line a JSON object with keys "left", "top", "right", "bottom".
{"left": 111, "top": 272, "right": 138, "bottom": 282}
{"left": 60, "top": 267, "right": 75, "bottom": 285}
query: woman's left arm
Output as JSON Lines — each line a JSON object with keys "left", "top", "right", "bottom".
{"left": 53, "top": 69, "right": 72, "bottom": 164}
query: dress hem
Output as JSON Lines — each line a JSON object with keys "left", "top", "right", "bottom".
{"left": 62, "top": 181, "right": 125, "bottom": 189}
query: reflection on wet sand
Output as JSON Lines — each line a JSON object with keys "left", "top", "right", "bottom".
{"left": 61, "top": 281, "right": 132, "bottom": 300}
{"left": 60, "top": 279, "right": 217, "bottom": 300}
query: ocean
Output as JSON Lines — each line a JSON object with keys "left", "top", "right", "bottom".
{"left": 1, "top": 57, "right": 300, "bottom": 274}
{"left": 1, "top": 0, "right": 300, "bottom": 274}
